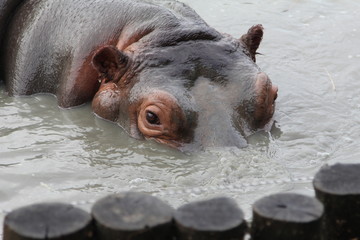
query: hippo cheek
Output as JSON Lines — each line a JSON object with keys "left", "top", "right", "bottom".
{"left": 92, "top": 83, "right": 121, "bottom": 122}
{"left": 136, "top": 91, "right": 191, "bottom": 148}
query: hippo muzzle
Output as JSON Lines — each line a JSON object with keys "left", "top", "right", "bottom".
{"left": 92, "top": 69, "right": 278, "bottom": 150}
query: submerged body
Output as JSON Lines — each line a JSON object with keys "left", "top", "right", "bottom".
{"left": 0, "top": 0, "right": 278, "bottom": 150}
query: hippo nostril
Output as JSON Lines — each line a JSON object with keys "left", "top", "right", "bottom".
{"left": 273, "top": 85, "right": 278, "bottom": 94}
{"left": 272, "top": 85, "right": 278, "bottom": 102}
{"left": 256, "top": 72, "right": 269, "bottom": 83}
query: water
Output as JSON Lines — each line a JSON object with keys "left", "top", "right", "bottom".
{"left": 1, "top": 0, "right": 360, "bottom": 236}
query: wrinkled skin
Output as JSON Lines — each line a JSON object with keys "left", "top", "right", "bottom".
{"left": 0, "top": 0, "right": 278, "bottom": 150}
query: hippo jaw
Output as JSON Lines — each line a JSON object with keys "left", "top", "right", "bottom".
{"left": 92, "top": 82, "right": 121, "bottom": 122}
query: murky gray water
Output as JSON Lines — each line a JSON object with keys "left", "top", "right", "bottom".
{"left": 1, "top": 0, "right": 360, "bottom": 235}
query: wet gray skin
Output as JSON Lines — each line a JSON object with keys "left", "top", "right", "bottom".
{"left": 0, "top": 0, "right": 278, "bottom": 151}
{"left": 123, "top": 39, "right": 264, "bottom": 150}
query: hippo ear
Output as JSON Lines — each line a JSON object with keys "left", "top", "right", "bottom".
{"left": 92, "top": 45, "right": 129, "bottom": 82}
{"left": 240, "top": 24, "right": 264, "bottom": 62}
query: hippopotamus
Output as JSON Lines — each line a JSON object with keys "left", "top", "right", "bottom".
{"left": 0, "top": 0, "right": 278, "bottom": 150}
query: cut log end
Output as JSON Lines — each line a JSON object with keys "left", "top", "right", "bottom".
{"left": 251, "top": 193, "right": 323, "bottom": 240}
{"left": 91, "top": 192, "right": 174, "bottom": 240}
{"left": 4, "top": 203, "right": 93, "bottom": 240}
{"left": 174, "top": 197, "right": 247, "bottom": 240}
{"left": 313, "top": 163, "right": 360, "bottom": 195}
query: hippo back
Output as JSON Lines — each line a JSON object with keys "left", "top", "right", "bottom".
{"left": 0, "top": 0, "right": 24, "bottom": 80}
{"left": 1, "top": 0, "right": 213, "bottom": 107}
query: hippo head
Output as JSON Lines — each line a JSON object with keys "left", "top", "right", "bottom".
{"left": 91, "top": 25, "right": 278, "bottom": 150}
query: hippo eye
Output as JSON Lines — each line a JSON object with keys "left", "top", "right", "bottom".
{"left": 146, "top": 111, "right": 160, "bottom": 125}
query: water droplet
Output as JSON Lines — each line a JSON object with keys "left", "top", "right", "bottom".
{"left": 309, "top": 160, "right": 317, "bottom": 165}
{"left": 129, "top": 178, "right": 147, "bottom": 184}
{"left": 317, "top": 152, "right": 330, "bottom": 157}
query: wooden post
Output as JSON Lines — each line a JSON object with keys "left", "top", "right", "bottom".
{"left": 3, "top": 203, "right": 93, "bottom": 240}
{"left": 251, "top": 193, "right": 323, "bottom": 240}
{"left": 313, "top": 163, "right": 360, "bottom": 240}
{"left": 174, "top": 197, "right": 247, "bottom": 240}
{"left": 91, "top": 192, "right": 174, "bottom": 240}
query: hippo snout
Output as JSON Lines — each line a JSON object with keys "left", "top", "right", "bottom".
{"left": 252, "top": 72, "right": 278, "bottom": 129}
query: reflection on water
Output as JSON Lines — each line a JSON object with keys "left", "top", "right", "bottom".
{"left": 1, "top": 0, "right": 360, "bottom": 235}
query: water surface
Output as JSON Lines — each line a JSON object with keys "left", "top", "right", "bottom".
{"left": 1, "top": 0, "right": 360, "bottom": 236}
